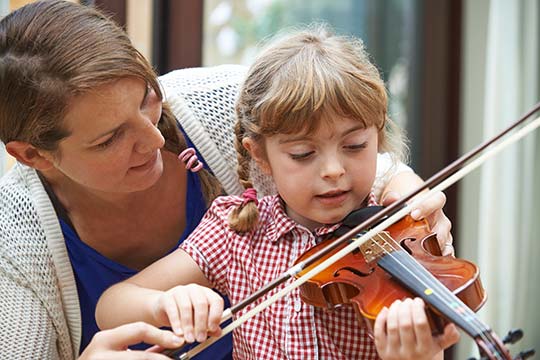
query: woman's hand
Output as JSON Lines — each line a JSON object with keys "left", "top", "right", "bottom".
{"left": 151, "top": 284, "right": 224, "bottom": 344}
{"left": 373, "top": 298, "right": 460, "bottom": 360}
{"left": 79, "top": 322, "right": 183, "bottom": 360}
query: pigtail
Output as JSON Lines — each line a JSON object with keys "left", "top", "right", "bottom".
{"left": 228, "top": 120, "right": 260, "bottom": 232}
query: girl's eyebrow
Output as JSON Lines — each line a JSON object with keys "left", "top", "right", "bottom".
{"left": 278, "top": 124, "right": 367, "bottom": 144}
{"left": 341, "top": 125, "right": 367, "bottom": 136}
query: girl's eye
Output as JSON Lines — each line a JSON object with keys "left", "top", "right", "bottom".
{"left": 345, "top": 142, "right": 368, "bottom": 151}
{"left": 290, "top": 151, "right": 314, "bottom": 160}
{"left": 97, "top": 131, "right": 122, "bottom": 149}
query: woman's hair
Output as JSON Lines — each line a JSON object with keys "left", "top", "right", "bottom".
{"left": 230, "top": 24, "right": 408, "bottom": 232}
{"left": 0, "top": 0, "right": 221, "bottom": 203}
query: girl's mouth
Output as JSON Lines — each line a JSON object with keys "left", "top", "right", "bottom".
{"left": 316, "top": 190, "right": 349, "bottom": 205}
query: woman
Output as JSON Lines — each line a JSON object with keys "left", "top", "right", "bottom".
{"left": 0, "top": 1, "right": 451, "bottom": 359}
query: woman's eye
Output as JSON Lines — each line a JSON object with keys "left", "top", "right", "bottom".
{"left": 141, "top": 85, "right": 151, "bottom": 109}
{"left": 290, "top": 151, "right": 314, "bottom": 160}
{"left": 97, "top": 131, "right": 121, "bottom": 149}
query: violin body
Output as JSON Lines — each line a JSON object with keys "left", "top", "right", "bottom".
{"left": 295, "top": 215, "right": 487, "bottom": 335}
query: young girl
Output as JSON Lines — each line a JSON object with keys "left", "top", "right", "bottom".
{"left": 96, "top": 26, "right": 459, "bottom": 359}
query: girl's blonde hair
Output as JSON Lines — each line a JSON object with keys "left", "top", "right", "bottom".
{"left": 0, "top": 0, "right": 221, "bottom": 203}
{"left": 230, "top": 24, "right": 407, "bottom": 232}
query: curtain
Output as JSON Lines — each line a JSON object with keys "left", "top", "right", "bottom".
{"left": 458, "top": 0, "right": 540, "bottom": 358}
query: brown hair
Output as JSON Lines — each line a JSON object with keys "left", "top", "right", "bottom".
{"left": 0, "top": 0, "right": 221, "bottom": 203}
{"left": 230, "top": 24, "right": 407, "bottom": 232}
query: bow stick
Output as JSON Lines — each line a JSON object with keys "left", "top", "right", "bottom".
{"left": 165, "top": 103, "right": 540, "bottom": 359}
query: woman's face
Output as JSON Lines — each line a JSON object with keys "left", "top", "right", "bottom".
{"left": 45, "top": 77, "right": 166, "bottom": 194}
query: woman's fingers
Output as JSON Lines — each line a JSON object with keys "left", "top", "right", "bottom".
{"left": 79, "top": 322, "right": 184, "bottom": 360}
{"left": 102, "top": 322, "right": 182, "bottom": 349}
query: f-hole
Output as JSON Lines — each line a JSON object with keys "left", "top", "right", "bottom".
{"left": 334, "top": 266, "right": 374, "bottom": 278}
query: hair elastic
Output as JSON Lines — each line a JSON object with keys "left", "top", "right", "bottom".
{"left": 241, "top": 188, "right": 258, "bottom": 206}
{"left": 178, "top": 148, "right": 204, "bottom": 172}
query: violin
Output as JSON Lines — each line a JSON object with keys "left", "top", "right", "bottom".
{"left": 294, "top": 206, "right": 513, "bottom": 359}
{"left": 165, "top": 105, "right": 540, "bottom": 360}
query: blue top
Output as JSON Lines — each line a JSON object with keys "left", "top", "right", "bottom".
{"left": 56, "top": 144, "right": 232, "bottom": 358}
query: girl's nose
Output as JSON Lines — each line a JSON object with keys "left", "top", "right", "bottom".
{"left": 135, "top": 120, "right": 165, "bottom": 154}
{"left": 320, "top": 154, "right": 345, "bottom": 180}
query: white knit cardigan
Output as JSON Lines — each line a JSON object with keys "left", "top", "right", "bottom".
{"left": 0, "top": 65, "right": 408, "bottom": 359}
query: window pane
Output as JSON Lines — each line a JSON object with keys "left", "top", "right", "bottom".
{"left": 203, "top": 0, "right": 421, "bottom": 154}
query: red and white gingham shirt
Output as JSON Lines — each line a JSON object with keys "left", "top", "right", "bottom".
{"left": 181, "top": 194, "right": 380, "bottom": 360}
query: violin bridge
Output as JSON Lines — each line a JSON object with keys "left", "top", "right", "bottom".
{"left": 358, "top": 231, "right": 396, "bottom": 262}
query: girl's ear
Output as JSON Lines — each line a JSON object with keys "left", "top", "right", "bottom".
{"left": 242, "top": 137, "right": 272, "bottom": 175}
{"left": 5, "top": 141, "right": 55, "bottom": 170}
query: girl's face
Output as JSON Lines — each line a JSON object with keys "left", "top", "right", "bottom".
{"left": 250, "top": 116, "right": 378, "bottom": 230}
{"left": 44, "top": 77, "right": 165, "bottom": 194}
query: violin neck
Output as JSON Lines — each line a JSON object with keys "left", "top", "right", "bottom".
{"left": 378, "top": 250, "right": 489, "bottom": 338}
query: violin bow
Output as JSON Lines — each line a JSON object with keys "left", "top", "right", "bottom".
{"left": 165, "top": 103, "right": 540, "bottom": 359}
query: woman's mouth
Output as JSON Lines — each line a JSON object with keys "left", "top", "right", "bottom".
{"left": 130, "top": 151, "right": 159, "bottom": 171}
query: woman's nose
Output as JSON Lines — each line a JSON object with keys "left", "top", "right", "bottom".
{"left": 135, "top": 120, "right": 165, "bottom": 154}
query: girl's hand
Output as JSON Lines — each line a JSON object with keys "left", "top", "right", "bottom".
{"left": 373, "top": 298, "right": 460, "bottom": 360}
{"left": 382, "top": 191, "right": 454, "bottom": 256}
{"left": 151, "top": 284, "right": 224, "bottom": 344}
{"left": 79, "top": 322, "right": 184, "bottom": 360}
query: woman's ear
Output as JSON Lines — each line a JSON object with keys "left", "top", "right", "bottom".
{"left": 242, "top": 137, "right": 271, "bottom": 175}
{"left": 5, "top": 141, "right": 55, "bottom": 170}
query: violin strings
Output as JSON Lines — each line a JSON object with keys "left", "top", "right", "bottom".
{"left": 174, "top": 115, "right": 540, "bottom": 359}
{"left": 367, "top": 232, "right": 501, "bottom": 356}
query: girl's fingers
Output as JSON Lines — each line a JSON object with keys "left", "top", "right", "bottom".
{"left": 437, "top": 323, "right": 461, "bottom": 350}
{"left": 161, "top": 285, "right": 224, "bottom": 344}
{"left": 385, "top": 300, "right": 402, "bottom": 351}
{"left": 187, "top": 285, "right": 211, "bottom": 342}
{"left": 206, "top": 290, "right": 224, "bottom": 336}
{"left": 430, "top": 213, "right": 453, "bottom": 256}
{"left": 373, "top": 306, "right": 389, "bottom": 352}
{"left": 410, "top": 192, "right": 446, "bottom": 220}
{"left": 410, "top": 298, "right": 431, "bottom": 350}
{"left": 173, "top": 289, "right": 196, "bottom": 343}
{"left": 161, "top": 295, "right": 183, "bottom": 335}
{"left": 397, "top": 299, "right": 416, "bottom": 350}
{"left": 381, "top": 191, "right": 400, "bottom": 206}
